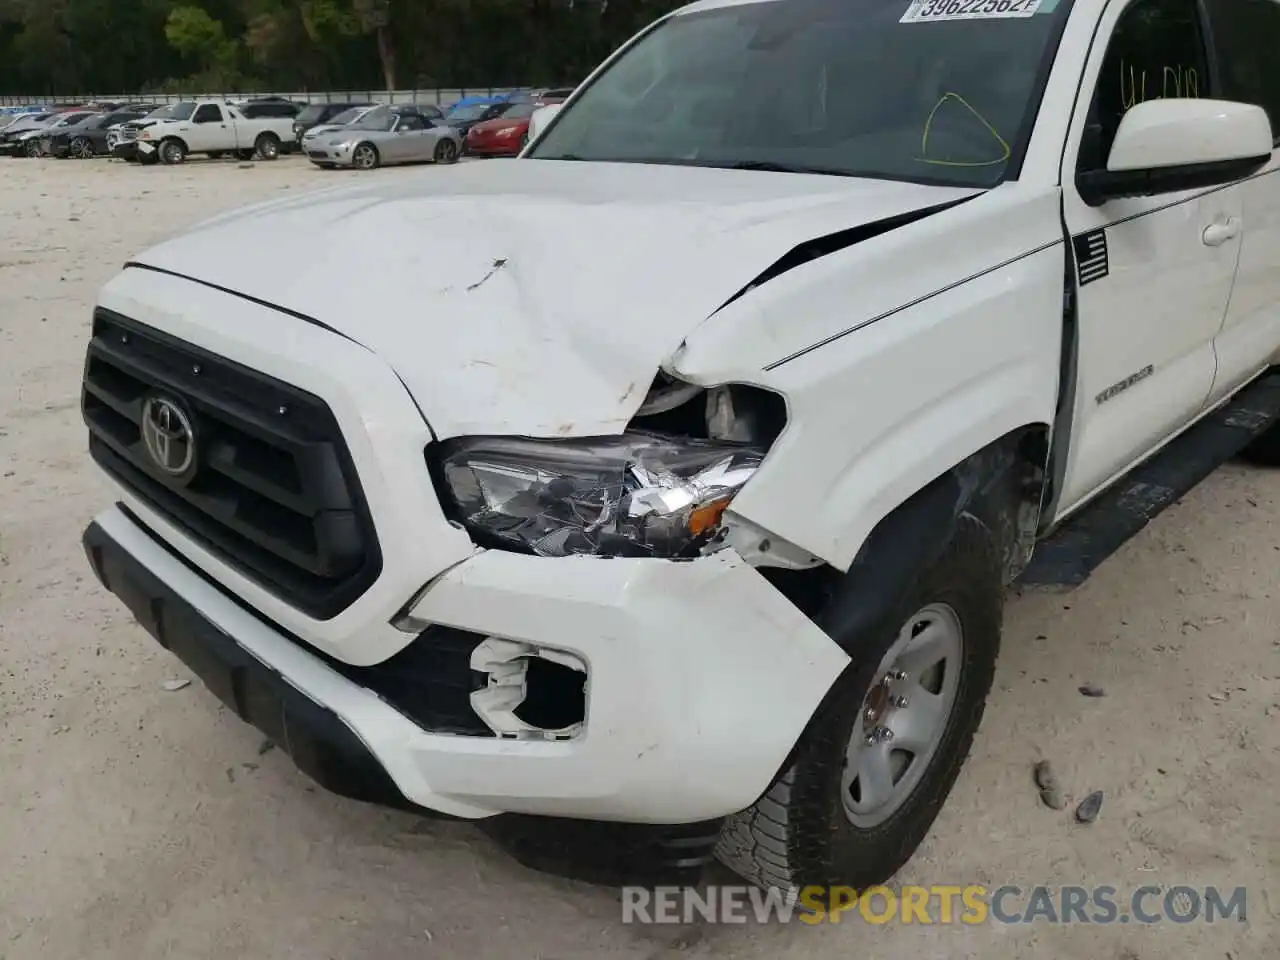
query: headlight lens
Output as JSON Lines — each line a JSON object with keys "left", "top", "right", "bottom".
{"left": 433, "top": 432, "right": 763, "bottom": 558}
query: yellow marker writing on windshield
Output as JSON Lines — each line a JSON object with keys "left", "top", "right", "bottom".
{"left": 917, "top": 91, "right": 1011, "bottom": 167}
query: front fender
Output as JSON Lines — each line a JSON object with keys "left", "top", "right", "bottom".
{"left": 674, "top": 186, "right": 1065, "bottom": 572}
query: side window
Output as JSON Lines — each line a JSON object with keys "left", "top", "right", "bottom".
{"left": 398, "top": 114, "right": 426, "bottom": 131}
{"left": 193, "top": 104, "right": 223, "bottom": 124}
{"left": 1077, "top": 0, "right": 1210, "bottom": 173}
{"left": 1205, "top": 0, "right": 1280, "bottom": 142}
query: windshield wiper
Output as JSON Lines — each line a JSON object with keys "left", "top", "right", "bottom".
{"left": 715, "top": 160, "right": 862, "bottom": 177}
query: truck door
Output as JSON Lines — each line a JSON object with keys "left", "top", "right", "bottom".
{"left": 1199, "top": 0, "right": 1280, "bottom": 406}
{"left": 1055, "top": 0, "right": 1243, "bottom": 515}
{"left": 189, "top": 103, "right": 228, "bottom": 152}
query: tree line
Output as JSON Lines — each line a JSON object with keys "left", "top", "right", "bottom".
{"left": 0, "top": 0, "right": 684, "bottom": 97}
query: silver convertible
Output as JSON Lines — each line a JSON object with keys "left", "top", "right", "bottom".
{"left": 306, "top": 105, "right": 462, "bottom": 170}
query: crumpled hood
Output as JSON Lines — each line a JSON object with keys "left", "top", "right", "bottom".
{"left": 131, "top": 160, "right": 977, "bottom": 438}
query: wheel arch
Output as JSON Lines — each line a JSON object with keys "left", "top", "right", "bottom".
{"left": 763, "top": 424, "right": 1048, "bottom": 658}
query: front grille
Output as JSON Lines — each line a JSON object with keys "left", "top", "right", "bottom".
{"left": 122, "top": 127, "right": 139, "bottom": 141}
{"left": 307, "top": 150, "right": 328, "bottom": 160}
{"left": 82, "top": 309, "right": 381, "bottom": 619}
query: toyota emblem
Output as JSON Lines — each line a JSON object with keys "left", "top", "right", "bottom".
{"left": 141, "top": 396, "right": 196, "bottom": 477}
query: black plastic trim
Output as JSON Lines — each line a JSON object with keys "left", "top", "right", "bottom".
{"left": 83, "top": 518, "right": 417, "bottom": 812}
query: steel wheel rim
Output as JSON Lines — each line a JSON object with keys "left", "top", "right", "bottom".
{"left": 25, "top": 141, "right": 38, "bottom": 156}
{"left": 260, "top": 139, "right": 278, "bottom": 159}
{"left": 354, "top": 145, "right": 375, "bottom": 169}
{"left": 164, "top": 143, "right": 182, "bottom": 163}
{"left": 72, "top": 139, "right": 90, "bottom": 159}
{"left": 841, "top": 602, "right": 964, "bottom": 828}
{"left": 438, "top": 140, "right": 457, "bottom": 162}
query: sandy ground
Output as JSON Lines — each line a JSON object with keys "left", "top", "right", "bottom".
{"left": 0, "top": 155, "right": 1276, "bottom": 960}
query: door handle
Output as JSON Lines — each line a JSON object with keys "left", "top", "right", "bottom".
{"left": 1203, "top": 217, "right": 1242, "bottom": 247}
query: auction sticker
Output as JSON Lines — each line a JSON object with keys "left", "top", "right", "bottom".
{"left": 901, "top": 0, "right": 1042, "bottom": 21}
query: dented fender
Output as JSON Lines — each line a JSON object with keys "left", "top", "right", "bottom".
{"left": 674, "top": 185, "right": 1065, "bottom": 573}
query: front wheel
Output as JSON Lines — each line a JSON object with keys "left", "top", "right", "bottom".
{"left": 70, "top": 137, "right": 93, "bottom": 159}
{"left": 23, "top": 140, "right": 40, "bottom": 158}
{"left": 255, "top": 133, "right": 281, "bottom": 161}
{"left": 352, "top": 142, "right": 380, "bottom": 170}
{"left": 715, "top": 514, "right": 1002, "bottom": 893}
{"left": 160, "top": 138, "right": 186, "bottom": 165}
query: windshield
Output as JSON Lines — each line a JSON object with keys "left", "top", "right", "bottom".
{"left": 326, "top": 106, "right": 369, "bottom": 125}
{"left": 501, "top": 103, "right": 539, "bottom": 120}
{"left": 529, "top": 0, "right": 1070, "bottom": 186}
{"left": 350, "top": 107, "right": 398, "bottom": 131}
{"left": 151, "top": 102, "right": 196, "bottom": 122}
{"left": 297, "top": 105, "right": 332, "bottom": 123}
{"left": 448, "top": 103, "right": 493, "bottom": 121}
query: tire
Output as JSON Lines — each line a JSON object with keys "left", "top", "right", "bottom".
{"left": 23, "top": 140, "right": 40, "bottom": 158}
{"left": 70, "top": 137, "right": 93, "bottom": 159}
{"left": 434, "top": 138, "right": 459, "bottom": 164}
{"left": 1239, "top": 426, "right": 1280, "bottom": 466}
{"left": 254, "top": 133, "right": 281, "bottom": 161}
{"left": 160, "top": 138, "right": 186, "bottom": 165}
{"left": 715, "top": 514, "right": 1003, "bottom": 893}
{"left": 352, "top": 142, "right": 380, "bottom": 170}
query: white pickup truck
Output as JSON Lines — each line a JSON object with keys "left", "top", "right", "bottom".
{"left": 133, "top": 99, "right": 293, "bottom": 164}
{"left": 80, "top": 0, "right": 1280, "bottom": 894}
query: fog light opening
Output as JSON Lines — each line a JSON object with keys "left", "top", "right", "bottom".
{"left": 514, "top": 656, "right": 586, "bottom": 733}
{"left": 470, "top": 637, "right": 587, "bottom": 741}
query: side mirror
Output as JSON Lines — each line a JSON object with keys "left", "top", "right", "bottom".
{"left": 1078, "top": 99, "right": 1273, "bottom": 206}
{"left": 526, "top": 103, "right": 563, "bottom": 146}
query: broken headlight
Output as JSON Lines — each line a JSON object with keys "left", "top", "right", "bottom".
{"left": 432, "top": 433, "right": 763, "bottom": 558}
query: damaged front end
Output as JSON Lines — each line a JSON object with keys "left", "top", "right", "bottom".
{"left": 428, "top": 374, "right": 818, "bottom": 567}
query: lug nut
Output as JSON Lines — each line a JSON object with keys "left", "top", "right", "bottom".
{"left": 865, "top": 726, "right": 894, "bottom": 745}
{"left": 891, "top": 695, "right": 909, "bottom": 708}
{"left": 888, "top": 669, "right": 908, "bottom": 681}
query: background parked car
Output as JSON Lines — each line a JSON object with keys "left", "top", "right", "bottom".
{"left": 446, "top": 99, "right": 517, "bottom": 137}
{"left": 43, "top": 107, "right": 153, "bottom": 158}
{"left": 0, "top": 112, "right": 53, "bottom": 155}
{"left": 298, "top": 103, "right": 377, "bottom": 147}
{"left": 306, "top": 104, "right": 461, "bottom": 169}
{"left": 292, "top": 102, "right": 371, "bottom": 145}
{"left": 237, "top": 97, "right": 302, "bottom": 119}
{"left": 14, "top": 111, "right": 94, "bottom": 156}
{"left": 464, "top": 100, "right": 560, "bottom": 157}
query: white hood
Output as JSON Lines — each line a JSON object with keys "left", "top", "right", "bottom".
{"left": 131, "top": 160, "right": 977, "bottom": 438}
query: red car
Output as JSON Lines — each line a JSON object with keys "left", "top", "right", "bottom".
{"left": 464, "top": 100, "right": 562, "bottom": 157}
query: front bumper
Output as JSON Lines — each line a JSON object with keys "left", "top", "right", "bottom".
{"left": 111, "top": 142, "right": 139, "bottom": 160}
{"left": 306, "top": 144, "right": 354, "bottom": 166}
{"left": 85, "top": 503, "right": 847, "bottom": 824}
{"left": 465, "top": 138, "right": 521, "bottom": 157}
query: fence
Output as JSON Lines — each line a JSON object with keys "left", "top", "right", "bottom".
{"left": 0, "top": 88, "right": 530, "bottom": 110}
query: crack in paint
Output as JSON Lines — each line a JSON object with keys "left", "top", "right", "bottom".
{"left": 467, "top": 257, "right": 508, "bottom": 291}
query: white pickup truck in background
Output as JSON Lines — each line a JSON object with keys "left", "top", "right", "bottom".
{"left": 134, "top": 99, "right": 294, "bottom": 165}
